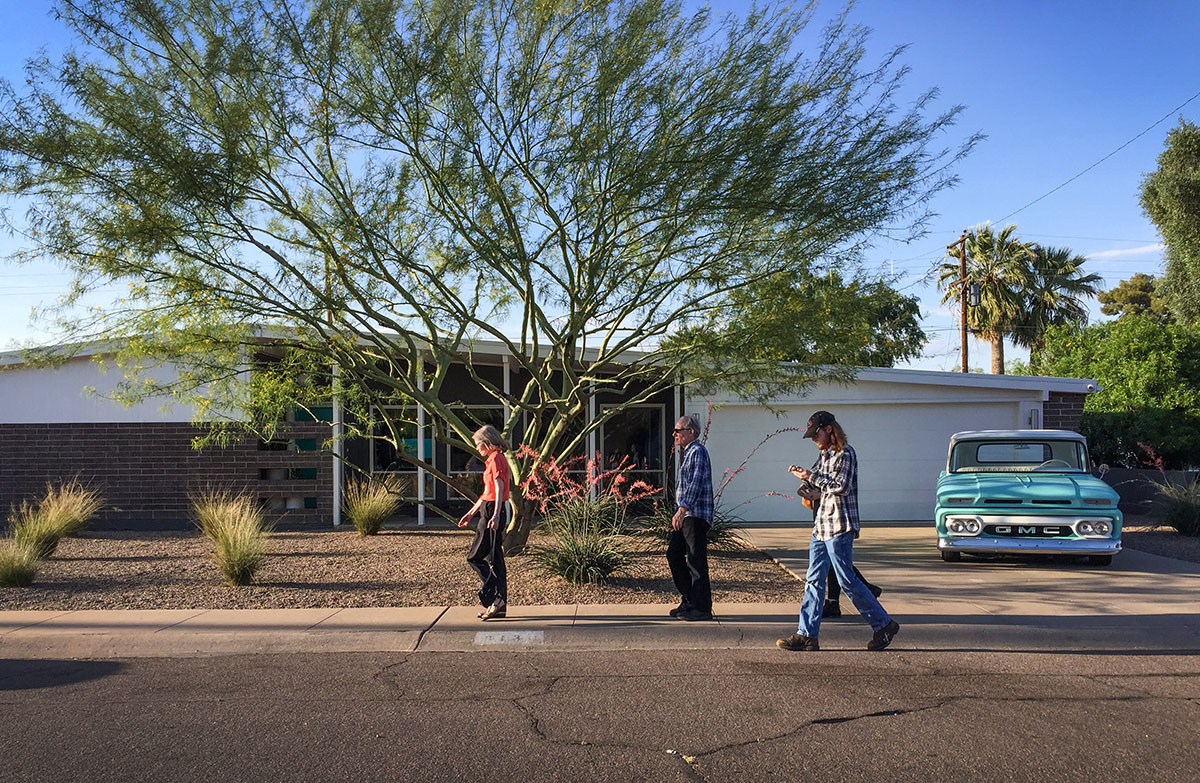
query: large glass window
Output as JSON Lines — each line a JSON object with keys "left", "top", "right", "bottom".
{"left": 443, "top": 406, "right": 506, "bottom": 501}
{"left": 600, "top": 405, "right": 666, "bottom": 493}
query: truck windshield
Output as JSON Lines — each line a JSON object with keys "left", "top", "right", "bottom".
{"left": 949, "top": 440, "right": 1088, "bottom": 473}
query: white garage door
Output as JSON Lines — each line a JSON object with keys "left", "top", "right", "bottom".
{"left": 702, "top": 401, "right": 1020, "bottom": 523}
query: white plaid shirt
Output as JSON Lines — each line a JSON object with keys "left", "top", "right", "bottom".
{"left": 809, "top": 444, "right": 859, "bottom": 541}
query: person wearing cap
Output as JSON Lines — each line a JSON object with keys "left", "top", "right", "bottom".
{"left": 777, "top": 411, "right": 900, "bottom": 652}
{"left": 667, "top": 415, "right": 715, "bottom": 621}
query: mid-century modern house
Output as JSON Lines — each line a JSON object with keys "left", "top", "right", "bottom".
{"left": 0, "top": 340, "right": 1095, "bottom": 527}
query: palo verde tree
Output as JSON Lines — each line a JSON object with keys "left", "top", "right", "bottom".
{"left": 0, "top": 0, "right": 974, "bottom": 547}
{"left": 1142, "top": 119, "right": 1200, "bottom": 324}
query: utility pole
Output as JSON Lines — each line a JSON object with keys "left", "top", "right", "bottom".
{"left": 947, "top": 233, "right": 969, "bottom": 373}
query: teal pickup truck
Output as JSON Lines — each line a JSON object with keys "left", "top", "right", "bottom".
{"left": 935, "top": 430, "right": 1122, "bottom": 566}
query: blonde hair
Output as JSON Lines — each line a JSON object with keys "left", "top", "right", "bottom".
{"left": 827, "top": 421, "right": 848, "bottom": 452}
{"left": 473, "top": 424, "right": 509, "bottom": 452}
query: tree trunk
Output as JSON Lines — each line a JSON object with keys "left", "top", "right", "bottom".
{"left": 503, "top": 495, "right": 536, "bottom": 554}
{"left": 990, "top": 334, "right": 1005, "bottom": 374}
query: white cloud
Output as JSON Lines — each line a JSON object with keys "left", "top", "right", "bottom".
{"left": 1085, "top": 244, "right": 1164, "bottom": 261}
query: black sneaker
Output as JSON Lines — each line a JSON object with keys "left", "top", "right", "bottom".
{"left": 669, "top": 600, "right": 691, "bottom": 618}
{"left": 679, "top": 608, "right": 714, "bottom": 622}
{"left": 867, "top": 620, "right": 900, "bottom": 651}
{"left": 776, "top": 632, "right": 819, "bottom": 652}
{"left": 821, "top": 601, "right": 841, "bottom": 618}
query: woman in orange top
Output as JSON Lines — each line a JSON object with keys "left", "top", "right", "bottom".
{"left": 457, "top": 424, "right": 511, "bottom": 620}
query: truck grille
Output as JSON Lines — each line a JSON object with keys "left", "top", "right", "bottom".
{"left": 982, "top": 524, "right": 1073, "bottom": 538}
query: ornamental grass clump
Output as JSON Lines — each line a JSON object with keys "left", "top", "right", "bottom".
{"left": 190, "top": 491, "right": 271, "bottom": 585}
{"left": 343, "top": 475, "right": 403, "bottom": 536}
{"left": 634, "top": 501, "right": 749, "bottom": 549}
{"left": 9, "top": 500, "right": 63, "bottom": 559}
{"left": 1155, "top": 477, "right": 1200, "bottom": 537}
{"left": 39, "top": 479, "right": 104, "bottom": 538}
{"left": 0, "top": 539, "right": 40, "bottom": 587}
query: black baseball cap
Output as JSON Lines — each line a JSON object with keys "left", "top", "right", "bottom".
{"left": 803, "top": 410, "right": 836, "bottom": 439}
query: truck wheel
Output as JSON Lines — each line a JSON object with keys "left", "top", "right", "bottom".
{"left": 1087, "top": 555, "right": 1112, "bottom": 566}
{"left": 940, "top": 550, "right": 961, "bottom": 562}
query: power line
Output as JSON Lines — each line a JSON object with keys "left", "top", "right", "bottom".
{"left": 997, "top": 87, "right": 1200, "bottom": 222}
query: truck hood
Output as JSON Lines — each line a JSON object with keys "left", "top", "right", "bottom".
{"left": 937, "top": 472, "right": 1119, "bottom": 506}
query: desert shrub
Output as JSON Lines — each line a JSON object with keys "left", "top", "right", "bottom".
{"left": 634, "top": 500, "right": 749, "bottom": 549}
{"left": 39, "top": 479, "right": 104, "bottom": 538}
{"left": 343, "top": 475, "right": 403, "bottom": 535}
{"left": 190, "top": 491, "right": 271, "bottom": 585}
{"left": 0, "top": 539, "right": 40, "bottom": 587}
{"left": 9, "top": 500, "right": 62, "bottom": 559}
{"left": 1155, "top": 477, "right": 1200, "bottom": 537}
{"left": 529, "top": 527, "right": 632, "bottom": 584}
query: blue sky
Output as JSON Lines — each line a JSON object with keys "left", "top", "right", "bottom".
{"left": 2, "top": 0, "right": 1199, "bottom": 370}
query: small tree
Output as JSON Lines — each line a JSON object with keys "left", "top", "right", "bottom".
{"left": 1098, "top": 273, "right": 1171, "bottom": 323}
{"left": 1141, "top": 120, "right": 1200, "bottom": 324}
{"left": 1, "top": 0, "right": 976, "bottom": 548}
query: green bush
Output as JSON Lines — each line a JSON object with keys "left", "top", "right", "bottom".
{"left": 343, "top": 475, "right": 403, "bottom": 536}
{"left": 10, "top": 500, "right": 62, "bottom": 559}
{"left": 0, "top": 539, "right": 40, "bottom": 587}
{"left": 529, "top": 528, "right": 632, "bottom": 584}
{"left": 1154, "top": 476, "right": 1200, "bottom": 537}
{"left": 529, "top": 496, "right": 635, "bottom": 584}
{"left": 190, "top": 491, "right": 271, "bottom": 585}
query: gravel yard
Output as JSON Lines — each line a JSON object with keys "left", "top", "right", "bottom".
{"left": 0, "top": 526, "right": 802, "bottom": 611}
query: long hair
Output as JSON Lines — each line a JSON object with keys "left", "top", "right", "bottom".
{"left": 473, "top": 424, "right": 509, "bottom": 452}
{"left": 827, "top": 421, "right": 849, "bottom": 452}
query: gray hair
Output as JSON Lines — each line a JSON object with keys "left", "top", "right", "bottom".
{"left": 473, "top": 424, "right": 509, "bottom": 451}
{"left": 679, "top": 415, "right": 701, "bottom": 434}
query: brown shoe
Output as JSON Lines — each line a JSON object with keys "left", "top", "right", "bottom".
{"left": 776, "top": 632, "right": 819, "bottom": 651}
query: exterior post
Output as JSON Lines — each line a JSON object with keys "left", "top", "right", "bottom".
{"left": 417, "top": 352, "right": 426, "bottom": 527}
{"left": 332, "top": 363, "right": 343, "bottom": 527}
{"left": 588, "top": 380, "right": 597, "bottom": 500}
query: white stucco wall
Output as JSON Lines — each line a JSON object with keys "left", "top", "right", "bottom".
{"left": 0, "top": 355, "right": 196, "bottom": 423}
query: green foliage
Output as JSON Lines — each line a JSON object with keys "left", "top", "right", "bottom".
{"left": 1153, "top": 476, "right": 1200, "bottom": 536}
{"left": 668, "top": 268, "right": 926, "bottom": 380}
{"left": 9, "top": 501, "right": 63, "bottom": 559}
{"left": 0, "top": 540, "right": 40, "bottom": 587}
{"left": 1141, "top": 120, "right": 1200, "bottom": 324}
{"left": 939, "top": 223, "right": 1036, "bottom": 374}
{"left": 0, "top": 0, "right": 975, "bottom": 545}
{"left": 190, "top": 491, "right": 271, "bottom": 585}
{"left": 530, "top": 496, "right": 634, "bottom": 584}
{"left": 343, "top": 474, "right": 404, "bottom": 536}
{"left": 38, "top": 479, "right": 104, "bottom": 538}
{"left": 1098, "top": 273, "right": 1171, "bottom": 323}
{"left": 1028, "top": 316, "right": 1200, "bottom": 467}
{"left": 939, "top": 225, "right": 1099, "bottom": 373}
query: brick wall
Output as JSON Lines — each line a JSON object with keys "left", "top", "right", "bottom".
{"left": 0, "top": 422, "right": 331, "bottom": 530}
{"left": 1043, "top": 391, "right": 1086, "bottom": 431}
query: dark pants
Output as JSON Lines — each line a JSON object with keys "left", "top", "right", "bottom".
{"left": 466, "top": 501, "right": 507, "bottom": 607}
{"left": 826, "top": 563, "right": 877, "bottom": 603}
{"left": 667, "top": 516, "right": 712, "bottom": 613}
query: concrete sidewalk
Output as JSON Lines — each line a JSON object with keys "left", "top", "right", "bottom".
{"left": 2, "top": 522, "right": 1199, "bottom": 658}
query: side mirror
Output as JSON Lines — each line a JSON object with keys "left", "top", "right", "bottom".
{"left": 1097, "top": 463, "right": 1110, "bottom": 479}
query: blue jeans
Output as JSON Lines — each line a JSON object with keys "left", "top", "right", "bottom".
{"left": 798, "top": 532, "right": 890, "bottom": 637}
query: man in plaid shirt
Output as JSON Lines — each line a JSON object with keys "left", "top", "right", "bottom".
{"left": 778, "top": 411, "right": 900, "bottom": 652}
{"left": 668, "top": 415, "right": 714, "bottom": 621}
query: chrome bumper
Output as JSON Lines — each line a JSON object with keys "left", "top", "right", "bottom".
{"left": 938, "top": 537, "right": 1122, "bottom": 556}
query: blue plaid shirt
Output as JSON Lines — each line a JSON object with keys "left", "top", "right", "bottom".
{"left": 810, "top": 444, "right": 859, "bottom": 541}
{"left": 676, "top": 439, "right": 714, "bottom": 524}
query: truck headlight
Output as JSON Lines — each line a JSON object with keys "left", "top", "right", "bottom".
{"left": 1075, "top": 519, "right": 1113, "bottom": 538}
{"left": 946, "top": 516, "right": 982, "bottom": 536}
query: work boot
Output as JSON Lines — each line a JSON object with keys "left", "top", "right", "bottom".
{"left": 678, "top": 608, "right": 714, "bottom": 622}
{"left": 669, "top": 599, "right": 691, "bottom": 618}
{"left": 776, "top": 632, "right": 819, "bottom": 652}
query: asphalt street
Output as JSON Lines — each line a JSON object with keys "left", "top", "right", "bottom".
{"left": 2, "top": 648, "right": 1199, "bottom": 783}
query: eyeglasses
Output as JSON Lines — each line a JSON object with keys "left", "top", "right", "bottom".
{"left": 672, "top": 427, "right": 692, "bottom": 434}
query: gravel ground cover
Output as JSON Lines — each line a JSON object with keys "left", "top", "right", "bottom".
{"left": 0, "top": 526, "right": 802, "bottom": 611}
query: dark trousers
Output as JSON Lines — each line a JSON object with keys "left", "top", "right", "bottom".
{"left": 826, "top": 563, "right": 877, "bottom": 603}
{"left": 466, "top": 501, "right": 507, "bottom": 607}
{"left": 667, "top": 516, "right": 712, "bottom": 613}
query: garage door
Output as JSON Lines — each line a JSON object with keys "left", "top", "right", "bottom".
{"left": 703, "top": 401, "right": 1020, "bottom": 522}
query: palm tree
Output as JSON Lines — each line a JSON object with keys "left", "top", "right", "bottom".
{"left": 938, "top": 223, "right": 1035, "bottom": 374}
{"left": 1017, "top": 245, "right": 1103, "bottom": 366}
